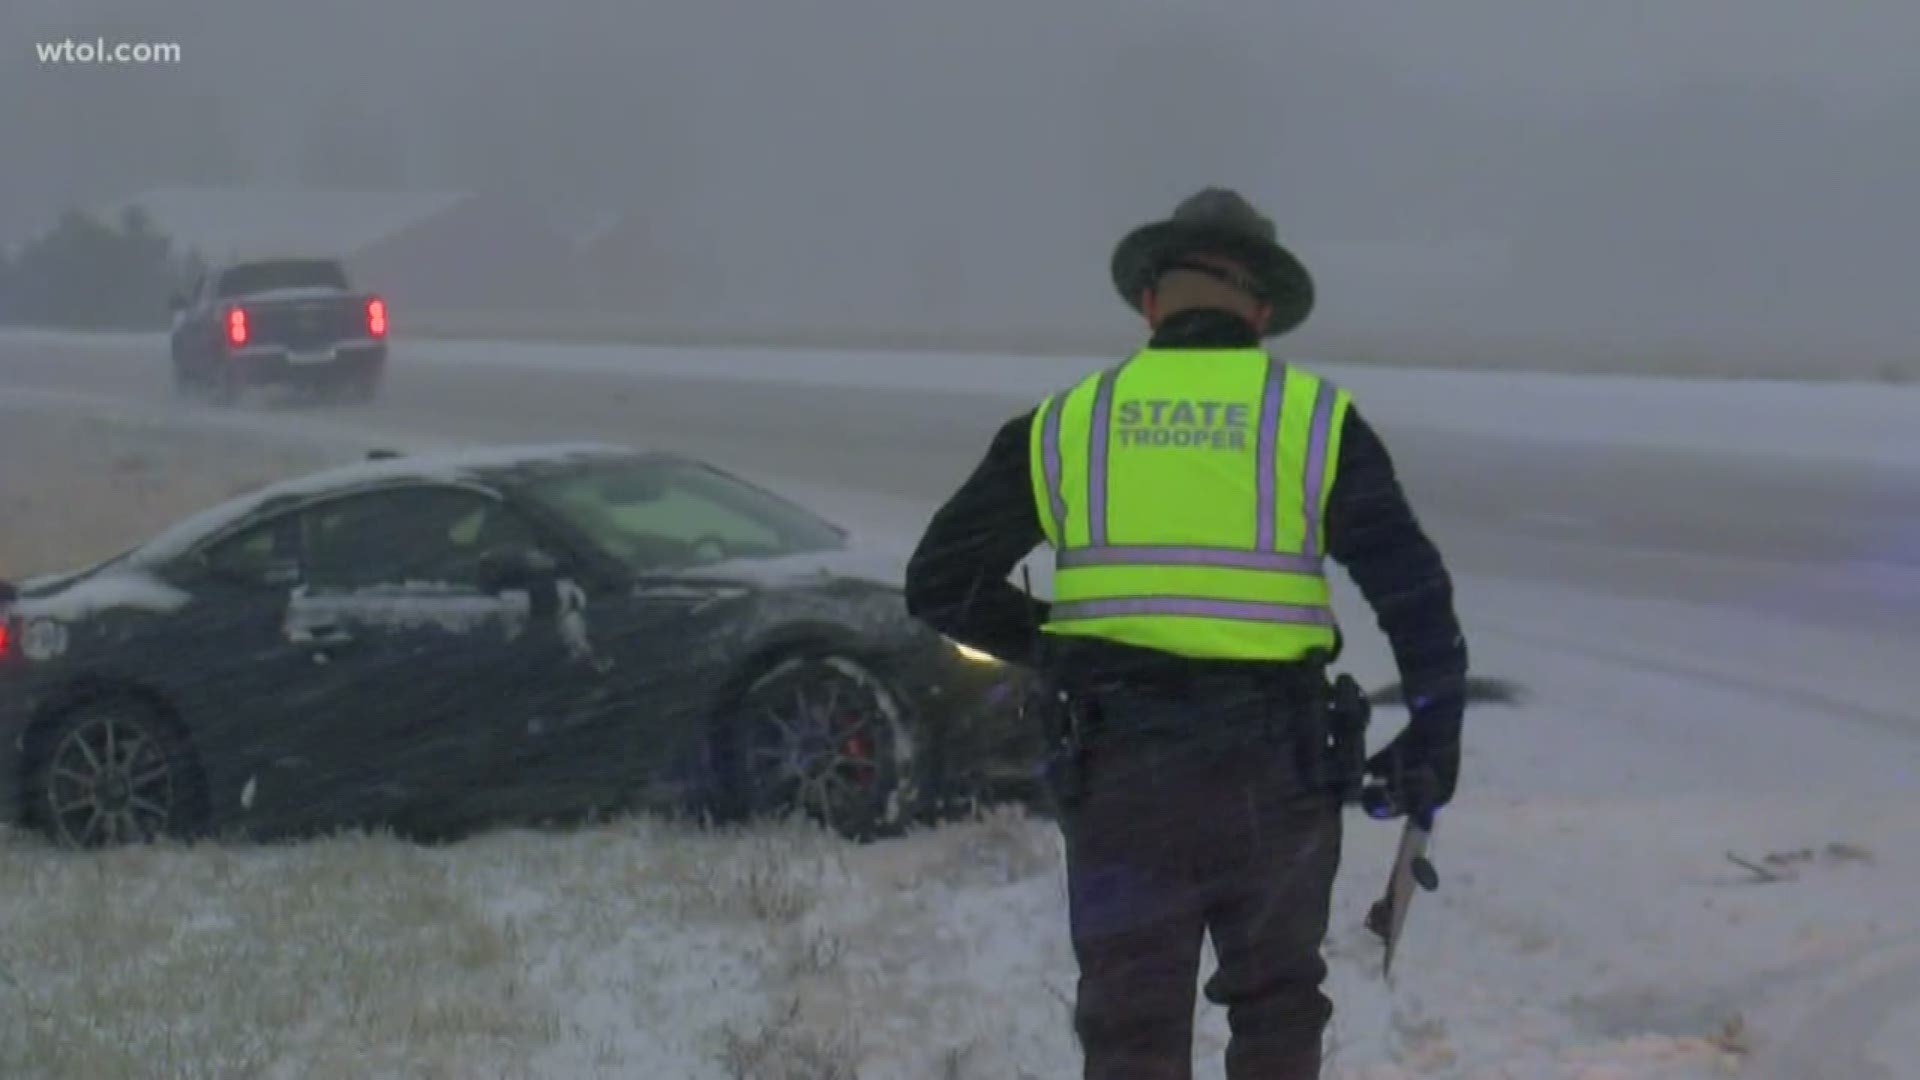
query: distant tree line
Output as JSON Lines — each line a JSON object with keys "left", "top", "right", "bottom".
{"left": 0, "top": 206, "right": 203, "bottom": 330}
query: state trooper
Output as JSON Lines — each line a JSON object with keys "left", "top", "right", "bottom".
{"left": 904, "top": 188, "right": 1469, "bottom": 1079}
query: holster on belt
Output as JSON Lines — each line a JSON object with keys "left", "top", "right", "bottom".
{"left": 1029, "top": 676, "right": 1093, "bottom": 811}
{"left": 1296, "top": 649, "right": 1373, "bottom": 805}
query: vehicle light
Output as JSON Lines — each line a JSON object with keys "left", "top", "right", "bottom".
{"left": 225, "top": 306, "right": 248, "bottom": 347}
{"left": 0, "top": 620, "right": 10, "bottom": 658}
{"left": 366, "top": 297, "right": 387, "bottom": 337}
{"left": 947, "top": 638, "right": 1000, "bottom": 664}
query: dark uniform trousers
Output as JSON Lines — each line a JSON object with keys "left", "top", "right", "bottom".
{"left": 1058, "top": 688, "right": 1342, "bottom": 1080}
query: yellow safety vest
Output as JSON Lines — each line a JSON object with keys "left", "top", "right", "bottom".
{"left": 1027, "top": 348, "right": 1351, "bottom": 661}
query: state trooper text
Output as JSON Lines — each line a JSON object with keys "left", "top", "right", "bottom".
{"left": 1115, "top": 399, "right": 1250, "bottom": 450}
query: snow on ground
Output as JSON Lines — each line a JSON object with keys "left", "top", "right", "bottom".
{"left": 10, "top": 328, "right": 1919, "bottom": 470}
{"left": 1, "top": 406, "right": 1915, "bottom": 1078}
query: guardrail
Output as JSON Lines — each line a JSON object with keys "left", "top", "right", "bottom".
{"left": 0, "top": 315, "right": 1913, "bottom": 471}
{"left": 393, "top": 310, "right": 1919, "bottom": 384}
{"left": 395, "top": 308, "right": 1133, "bottom": 358}
{"left": 0, "top": 310, "right": 1914, "bottom": 383}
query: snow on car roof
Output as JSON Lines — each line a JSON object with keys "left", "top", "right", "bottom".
{"left": 129, "top": 441, "right": 642, "bottom": 565}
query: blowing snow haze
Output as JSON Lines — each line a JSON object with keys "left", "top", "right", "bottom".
{"left": 6, "top": 4, "right": 1920, "bottom": 1077}
{"left": 4, "top": 0, "right": 1920, "bottom": 372}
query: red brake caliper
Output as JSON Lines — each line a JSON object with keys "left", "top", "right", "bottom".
{"left": 841, "top": 715, "right": 875, "bottom": 787}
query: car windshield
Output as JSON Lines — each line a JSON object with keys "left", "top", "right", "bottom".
{"left": 520, "top": 458, "right": 845, "bottom": 571}
{"left": 215, "top": 260, "right": 348, "bottom": 296}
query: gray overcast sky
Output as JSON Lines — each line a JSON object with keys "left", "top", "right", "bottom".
{"left": 1308, "top": 1, "right": 1918, "bottom": 94}
{"left": 3, "top": 1, "right": 1918, "bottom": 361}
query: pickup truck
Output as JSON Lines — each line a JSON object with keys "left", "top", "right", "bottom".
{"left": 169, "top": 257, "right": 388, "bottom": 406}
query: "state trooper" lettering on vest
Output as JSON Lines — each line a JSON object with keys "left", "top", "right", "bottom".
{"left": 1114, "top": 399, "right": 1250, "bottom": 450}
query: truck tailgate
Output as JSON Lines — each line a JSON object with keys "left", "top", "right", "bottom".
{"left": 239, "top": 296, "right": 368, "bottom": 350}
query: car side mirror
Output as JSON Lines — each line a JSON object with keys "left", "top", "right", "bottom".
{"left": 477, "top": 545, "right": 558, "bottom": 594}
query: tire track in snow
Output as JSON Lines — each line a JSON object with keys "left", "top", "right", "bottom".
{"left": 1473, "top": 619, "right": 1918, "bottom": 740}
{"left": 1744, "top": 940, "right": 1920, "bottom": 1080}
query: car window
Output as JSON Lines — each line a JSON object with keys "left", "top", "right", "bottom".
{"left": 302, "top": 486, "right": 538, "bottom": 591}
{"left": 215, "top": 260, "right": 349, "bottom": 297}
{"left": 612, "top": 488, "right": 781, "bottom": 546}
{"left": 522, "top": 459, "right": 844, "bottom": 571}
{"left": 198, "top": 515, "right": 300, "bottom": 588}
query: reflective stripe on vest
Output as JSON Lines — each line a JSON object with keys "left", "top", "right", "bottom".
{"left": 1028, "top": 349, "right": 1350, "bottom": 659}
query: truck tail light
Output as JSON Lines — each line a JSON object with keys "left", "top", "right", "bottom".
{"left": 366, "top": 297, "right": 387, "bottom": 338}
{"left": 225, "top": 306, "right": 248, "bottom": 347}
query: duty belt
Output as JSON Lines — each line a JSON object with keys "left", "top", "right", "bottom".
{"left": 1036, "top": 650, "right": 1368, "bottom": 808}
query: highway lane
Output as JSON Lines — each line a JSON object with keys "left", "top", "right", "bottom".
{"left": 2, "top": 335, "right": 1915, "bottom": 645}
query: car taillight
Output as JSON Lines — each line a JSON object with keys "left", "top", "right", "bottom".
{"left": 366, "top": 297, "right": 387, "bottom": 338}
{"left": 225, "top": 306, "right": 248, "bottom": 347}
{"left": 0, "top": 619, "right": 10, "bottom": 658}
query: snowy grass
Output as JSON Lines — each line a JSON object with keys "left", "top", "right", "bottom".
{"left": 0, "top": 828, "right": 554, "bottom": 1078}
{"left": 0, "top": 406, "right": 338, "bottom": 580}
{"left": 0, "top": 796, "right": 1818, "bottom": 1079}
{"left": 2, "top": 406, "right": 1915, "bottom": 1077}
{"left": 0, "top": 811, "right": 1073, "bottom": 1079}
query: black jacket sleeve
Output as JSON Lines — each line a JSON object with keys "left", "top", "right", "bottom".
{"left": 903, "top": 410, "right": 1051, "bottom": 663}
{"left": 1322, "top": 407, "right": 1470, "bottom": 738}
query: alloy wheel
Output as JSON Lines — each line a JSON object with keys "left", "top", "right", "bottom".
{"left": 737, "top": 657, "right": 909, "bottom": 835}
{"left": 42, "top": 713, "right": 180, "bottom": 847}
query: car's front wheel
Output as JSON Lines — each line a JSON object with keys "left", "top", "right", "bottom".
{"left": 26, "top": 698, "right": 208, "bottom": 848}
{"left": 713, "top": 653, "right": 917, "bottom": 840}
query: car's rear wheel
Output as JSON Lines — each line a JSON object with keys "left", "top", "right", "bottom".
{"left": 715, "top": 653, "right": 916, "bottom": 840}
{"left": 27, "top": 699, "right": 207, "bottom": 848}
{"left": 311, "top": 363, "right": 379, "bottom": 407}
{"left": 206, "top": 362, "right": 243, "bottom": 407}
{"left": 338, "top": 370, "right": 380, "bottom": 405}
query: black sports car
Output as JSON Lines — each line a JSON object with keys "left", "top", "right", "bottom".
{"left": 0, "top": 443, "right": 1040, "bottom": 847}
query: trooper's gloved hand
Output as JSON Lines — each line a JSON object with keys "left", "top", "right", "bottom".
{"left": 1363, "top": 695, "right": 1462, "bottom": 819}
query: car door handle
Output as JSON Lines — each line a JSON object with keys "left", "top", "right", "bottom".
{"left": 288, "top": 625, "right": 354, "bottom": 648}
{"left": 633, "top": 585, "right": 749, "bottom": 605}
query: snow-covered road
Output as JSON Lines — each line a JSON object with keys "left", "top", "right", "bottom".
{"left": 5, "top": 330, "right": 1916, "bottom": 640}
{"left": 0, "top": 330, "right": 1915, "bottom": 1077}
